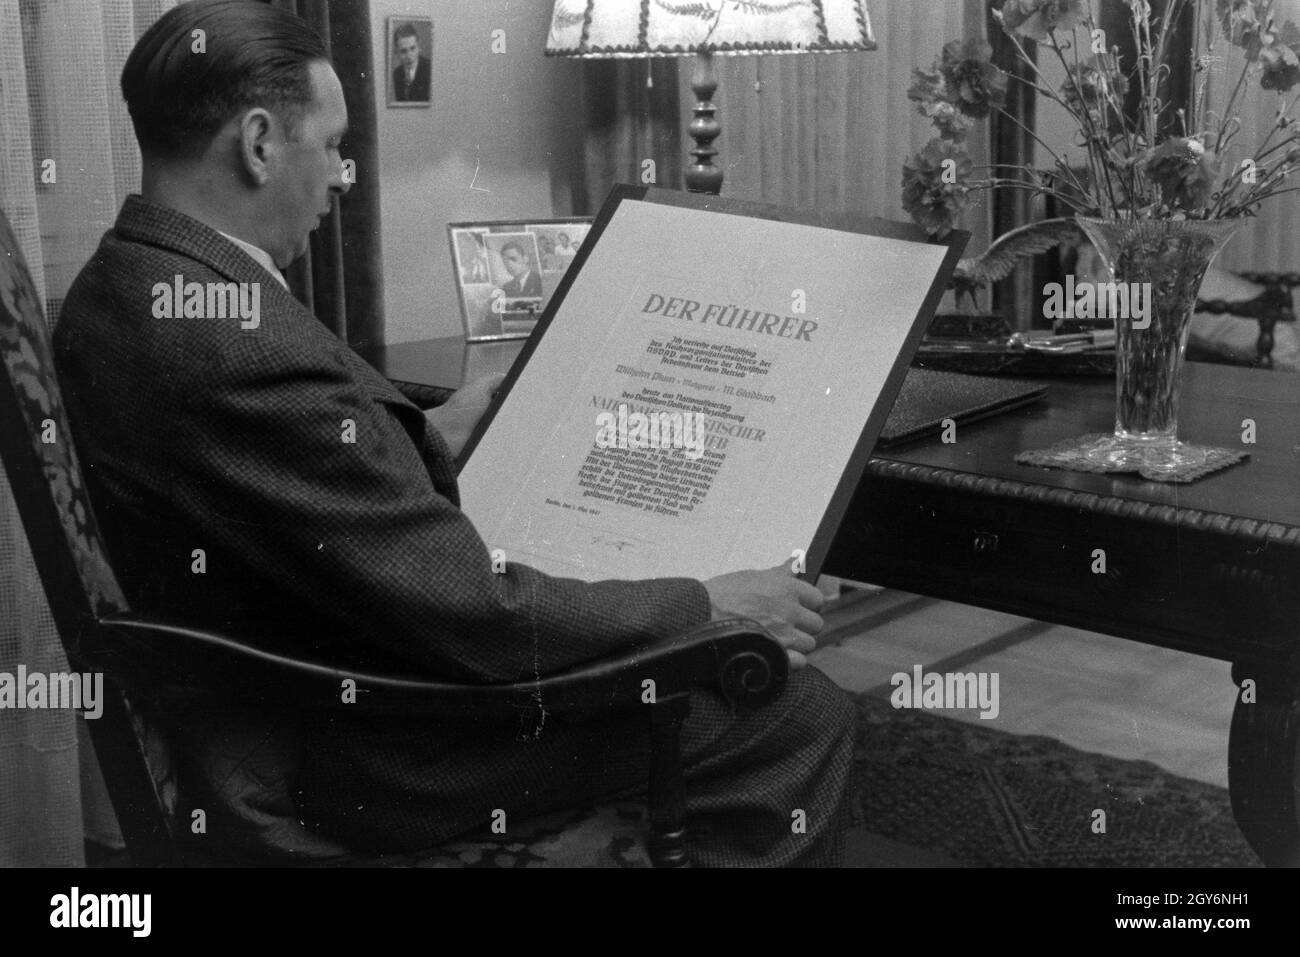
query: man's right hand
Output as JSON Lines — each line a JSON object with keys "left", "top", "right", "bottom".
{"left": 424, "top": 372, "right": 506, "bottom": 459}
{"left": 702, "top": 564, "right": 825, "bottom": 670}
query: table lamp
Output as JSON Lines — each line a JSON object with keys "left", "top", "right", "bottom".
{"left": 546, "top": 0, "right": 876, "bottom": 194}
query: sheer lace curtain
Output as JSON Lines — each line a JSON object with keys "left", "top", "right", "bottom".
{"left": 0, "top": 0, "right": 175, "bottom": 867}
{"left": 693, "top": 0, "right": 992, "bottom": 251}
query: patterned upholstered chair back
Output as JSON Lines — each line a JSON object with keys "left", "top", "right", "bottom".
{"left": 0, "top": 210, "right": 130, "bottom": 638}
{"left": 0, "top": 208, "right": 182, "bottom": 864}
{"left": 0, "top": 209, "right": 657, "bottom": 868}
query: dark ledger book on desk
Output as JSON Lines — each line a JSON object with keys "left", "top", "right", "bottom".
{"left": 390, "top": 364, "right": 1048, "bottom": 448}
{"left": 389, "top": 360, "right": 1048, "bottom": 451}
{"left": 877, "top": 369, "right": 1047, "bottom": 447}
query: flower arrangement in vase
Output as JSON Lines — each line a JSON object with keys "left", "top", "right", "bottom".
{"left": 903, "top": 0, "right": 1300, "bottom": 472}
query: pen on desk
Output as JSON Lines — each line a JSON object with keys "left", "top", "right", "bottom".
{"left": 1022, "top": 329, "right": 1118, "bottom": 351}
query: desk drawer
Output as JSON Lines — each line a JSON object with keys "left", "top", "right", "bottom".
{"left": 824, "top": 466, "right": 1300, "bottom": 667}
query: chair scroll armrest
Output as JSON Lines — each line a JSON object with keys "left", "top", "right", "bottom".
{"left": 90, "top": 614, "right": 787, "bottom": 720}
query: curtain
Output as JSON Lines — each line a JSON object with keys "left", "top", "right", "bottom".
{"left": 0, "top": 0, "right": 177, "bottom": 867}
{"left": 988, "top": 4, "right": 1039, "bottom": 326}
{"left": 576, "top": 59, "right": 684, "bottom": 215}
{"left": 1215, "top": 0, "right": 1300, "bottom": 273}
{"left": 267, "top": 0, "right": 386, "bottom": 351}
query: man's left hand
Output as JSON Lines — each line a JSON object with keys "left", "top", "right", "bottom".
{"left": 424, "top": 373, "right": 506, "bottom": 459}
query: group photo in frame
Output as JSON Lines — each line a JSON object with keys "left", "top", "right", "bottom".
{"left": 386, "top": 15, "right": 432, "bottom": 107}
{"left": 448, "top": 218, "right": 593, "bottom": 341}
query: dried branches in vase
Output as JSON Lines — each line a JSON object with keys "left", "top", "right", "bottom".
{"left": 901, "top": 0, "right": 1295, "bottom": 477}
{"left": 906, "top": 0, "right": 1300, "bottom": 232}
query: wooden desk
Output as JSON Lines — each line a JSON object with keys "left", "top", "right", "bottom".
{"left": 357, "top": 336, "right": 526, "bottom": 406}
{"left": 359, "top": 338, "right": 1300, "bottom": 865}
{"left": 826, "top": 360, "right": 1300, "bottom": 866}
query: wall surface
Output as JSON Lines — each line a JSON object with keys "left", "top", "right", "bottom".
{"left": 370, "top": 1, "right": 586, "bottom": 343}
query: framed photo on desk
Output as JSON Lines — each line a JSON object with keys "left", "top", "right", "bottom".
{"left": 447, "top": 217, "right": 593, "bottom": 341}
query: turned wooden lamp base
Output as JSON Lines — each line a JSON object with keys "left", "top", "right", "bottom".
{"left": 685, "top": 50, "right": 723, "bottom": 195}
{"left": 544, "top": 0, "right": 877, "bottom": 198}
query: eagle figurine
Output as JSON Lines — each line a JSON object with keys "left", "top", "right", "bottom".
{"left": 950, "top": 217, "right": 1085, "bottom": 309}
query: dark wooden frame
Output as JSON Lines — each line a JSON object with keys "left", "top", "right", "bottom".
{"left": 384, "top": 15, "right": 433, "bottom": 108}
{"left": 447, "top": 217, "right": 595, "bottom": 342}
{"left": 455, "top": 184, "right": 970, "bottom": 584}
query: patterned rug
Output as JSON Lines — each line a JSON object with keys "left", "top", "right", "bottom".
{"left": 852, "top": 693, "right": 1262, "bottom": 867}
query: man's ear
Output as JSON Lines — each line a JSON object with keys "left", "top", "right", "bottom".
{"left": 236, "top": 108, "right": 276, "bottom": 185}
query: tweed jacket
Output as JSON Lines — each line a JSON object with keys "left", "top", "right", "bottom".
{"left": 54, "top": 196, "right": 712, "bottom": 684}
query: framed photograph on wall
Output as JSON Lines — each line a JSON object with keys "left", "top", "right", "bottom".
{"left": 448, "top": 218, "right": 594, "bottom": 341}
{"left": 386, "top": 16, "right": 432, "bottom": 107}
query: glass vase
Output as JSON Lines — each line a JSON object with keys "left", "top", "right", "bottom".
{"left": 1074, "top": 216, "right": 1242, "bottom": 473}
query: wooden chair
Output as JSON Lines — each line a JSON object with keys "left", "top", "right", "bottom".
{"left": 1194, "top": 271, "right": 1298, "bottom": 369}
{"left": 0, "top": 208, "right": 787, "bottom": 868}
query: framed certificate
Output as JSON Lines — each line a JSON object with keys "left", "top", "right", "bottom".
{"left": 448, "top": 218, "right": 593, "bottom": 341}
{"left": 458, "top": 186, "right": 967, "bottom": 583}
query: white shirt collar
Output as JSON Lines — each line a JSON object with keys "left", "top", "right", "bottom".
{"left": 217, "top": 230, "right": 289, "bottom": 290}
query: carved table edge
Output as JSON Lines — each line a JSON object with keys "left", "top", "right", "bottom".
{"left": 866, "top": 458, "right": 1300, "bottom": 548}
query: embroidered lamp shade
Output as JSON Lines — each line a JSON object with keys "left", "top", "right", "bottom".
{"left": 546, "top": 1, "right": 876, "bottom": 193}
{"left": 545, "top": 0, "right": 876, "bottom": 58}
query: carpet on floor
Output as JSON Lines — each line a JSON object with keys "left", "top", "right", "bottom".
{"left": 851, "top": 693, "right": 1261, "bottom": 867}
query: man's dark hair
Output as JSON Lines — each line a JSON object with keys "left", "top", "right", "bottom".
{"left": 394, "top": 23, "right": 419, "bottom": 45}
{"left": 122, "top": 0, "right": 330, "bottom": 159}
{"left": 500, "top": 241, "right": 526, "bottom": 260}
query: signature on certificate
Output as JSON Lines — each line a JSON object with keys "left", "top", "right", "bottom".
{"left": 589, "top": 532, "right": 641, "bottom": 552}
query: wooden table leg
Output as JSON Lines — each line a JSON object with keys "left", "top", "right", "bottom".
{"left": 1228, "top": 662, "right": 1300, "bottom": 866}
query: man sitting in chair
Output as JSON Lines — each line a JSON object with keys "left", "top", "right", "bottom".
{"left": 52, "top": 0, "right": 855, "bottom": 866}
